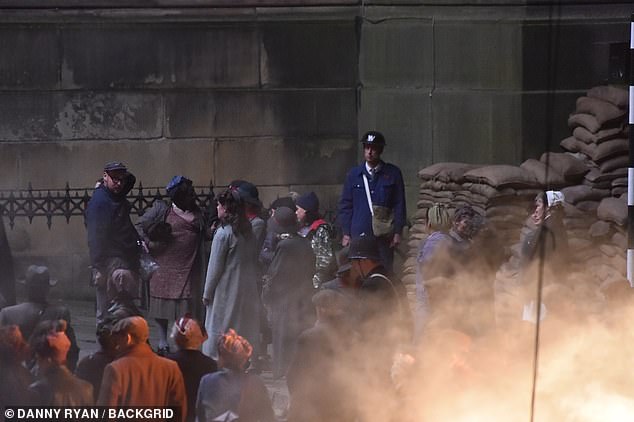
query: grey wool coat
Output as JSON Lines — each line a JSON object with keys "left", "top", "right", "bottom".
{"left": 202, "top": 225, "right": 260, "bottom": 359}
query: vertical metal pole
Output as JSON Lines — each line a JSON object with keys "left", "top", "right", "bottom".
{"left": 627, "top": 13, "right": 634, "bottom": 287}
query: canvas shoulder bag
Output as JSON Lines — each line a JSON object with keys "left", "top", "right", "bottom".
{"left": 362, "top": 174, "right": 395, "bottom": 237}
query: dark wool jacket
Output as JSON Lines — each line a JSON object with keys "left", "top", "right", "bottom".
{"left": 85, "top": 174, "right": 140, "bottom": 274}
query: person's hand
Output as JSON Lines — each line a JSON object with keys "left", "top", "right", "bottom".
{"left": 342, "top": 235, "right": 351, "bottom": 247}
{"left": 390, "top": 233, "right": 401, "bottom": 248}
{"left": 202, "top": 298, "right": 210, "bottom": 306}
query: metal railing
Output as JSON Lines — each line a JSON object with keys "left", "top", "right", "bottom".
{"left": 0, "top": 182, "right": 216, "bottom": 228}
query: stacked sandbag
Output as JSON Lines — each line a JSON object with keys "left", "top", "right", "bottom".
{"left": 407, "top": 163, "right": 550, "bottom": 288}
{"left": 590, "top": 194, "right": 628, "bottom": 292}
{"left": 560, "top": 85, "right": 629, "bottom": 196}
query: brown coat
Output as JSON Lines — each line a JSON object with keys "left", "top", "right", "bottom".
{"left": 97, "top": 343, "right": 187, "bottom": 422}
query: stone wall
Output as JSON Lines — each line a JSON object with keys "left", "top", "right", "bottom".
{"left": 0, "top": 1, "right": 630, "bottom": 298}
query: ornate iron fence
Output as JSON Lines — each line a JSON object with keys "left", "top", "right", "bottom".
{"left": 0, "top": 182, "right": 216, "bottom": 229}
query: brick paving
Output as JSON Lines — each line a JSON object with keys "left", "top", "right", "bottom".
{"left": 65, "top": 299, "right": 289, "bottom": 420}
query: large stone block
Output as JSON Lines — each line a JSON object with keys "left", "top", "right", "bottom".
{"left": 0, "top": 139, "right": 214, "bottom": 189}
{"left": 260, "top": 21, "right": 358, "bottom": 88}
{"left": 0, "top": 92, "right": 162, "bottom": 141}
{"left": 62, "top": 26, "right": 259, "bottom": 88}
{"left": 213, "top": 137, "right": 356, "bottom": 186}
{"left": 434, "top": 21, "right": 522, "bottom": 90}
{"left": 358, "top": 89, "right": 432, "bottom": 185}
{"left": 520, "top": 91, "right": 581, "bottom": 160}
{"left": 0, "top": 27, "right": 60, "bottom": 89}
{"left": 431, "top": 90, "right": 522, "bottom": 164}
{"left": 8, "top": 218, "right": 94, "bottom": 299}
{"left": 166, "top": 89, "right": 356, "bottom": 138}
{"left": 522, "top": 21, "right": 629, "bottom": 91}
{"left": 360, "top": 20, "right": 433, "bottom": 88}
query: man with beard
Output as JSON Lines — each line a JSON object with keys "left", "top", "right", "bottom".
{"left": 86, "top": 162, "right": 141, "bottom": 324}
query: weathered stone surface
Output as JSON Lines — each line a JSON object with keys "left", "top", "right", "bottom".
{"left": 0, "top": 27, "right": 60, "bottom": 89}
{"left": 9, "top": 218, "right": 94, "bottom": 299}
{"left": 261, "top": 21, "right": 358, "bottom": 88}
{"left": 0, "top": 92, "right": 162, "bottom": 141}
{"left": 166, "top": 90, "right": 356, "bottom": 138}
{"left": 358, "top": 89, "right": 432, "bottom": 184}
{"left": 0, "top": 0, "right": 357, "bottom": 7}
{"left": 434, "top": 21, "right": 522, "bottom": 90}
{"left": 360, "top": 20, "right": 433, "bottom": 88}
{"left": 432, "top": 90, "right": 521, "bottom": 164}
{"left": 0, "top": 139, "right": 214, "bottom": 189}
{"left": 522, "top": 21, "right": 629, "bottom": 91}
{"left": 520, "top": 91, "right": 582, "bottom": 160}
{"left": 62, "top": 26, "right": 259, "bottom": 88}
{"left": 213, "top": 137, "right": 356, "bottom": 186}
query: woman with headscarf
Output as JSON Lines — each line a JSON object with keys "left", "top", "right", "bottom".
{"left": 136, "top": 176, "right": 211, "bottom": 355}
{"left": 167, "top": 315, "right": 217, "bottom": 422}
{"left": 202, "top": 189, "right": 260, "bottom": 361}
{"left": 518, "top": 190, "right": 569, "bottom": 323}
{"left": 196, "top": 329, "right": 275, "bottom": 422}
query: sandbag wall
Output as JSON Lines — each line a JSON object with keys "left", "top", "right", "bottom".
{"left": 558, "top": 84, "right": 630, "bottom": 292}
{"left": 405, "top": 85, "right": 629, "bottom": 307}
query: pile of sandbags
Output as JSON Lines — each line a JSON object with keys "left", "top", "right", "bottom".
{"left": 560, "top": 85, "right": 629, "bottom": 197}
{"left": 589, "top": 194, "right": 628, "bottom": 290}
{"left": 405, "top": 162, "right": 557, "bottom": 287}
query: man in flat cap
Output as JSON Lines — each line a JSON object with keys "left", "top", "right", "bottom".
{"left": 86, "top": 162, "right": 141, "bottom": 324}
{"left": 0, "top": 265, "right": 80, "bottom": 370}
{"left": 97, "top": 316, "right": 187, "bottom": 421}
{"left": 337, "top": 131, "right": 406, "bottom": 273}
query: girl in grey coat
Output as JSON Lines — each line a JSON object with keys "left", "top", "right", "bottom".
{"left": 202, "top": 189, "right": 260, "bottom": 360}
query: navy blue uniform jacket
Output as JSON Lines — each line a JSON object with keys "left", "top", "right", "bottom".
{"left": 85, "top": 178, "right": 140, "bottom": 273}
{"left": 337, "top": 161, "right": 406, "bottom": 237}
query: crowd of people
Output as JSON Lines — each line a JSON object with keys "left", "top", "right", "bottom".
{"left": 0, "top": 129, "right": 582, "bottom": 421}
{"left": 0, "top": 131, "right": 416, "bottom": 421}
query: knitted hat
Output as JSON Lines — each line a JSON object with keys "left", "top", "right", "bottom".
{"left": 296, "top": 191, "right": 320, "bottom": 214}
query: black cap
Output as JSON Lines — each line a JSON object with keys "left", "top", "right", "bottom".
{"left": 348, "top": 235, "right": 381, "bottom": 261}
{"left": 268, "top": 207, "right": 297, "bottom": 235}
{"left": 236, "top": 182, "right": 262, "bottom": 208}
{"left": 360, "top": 131, "right": 386, "bottom": 147}
{"left": 104, "top": 161, "right": 128, "bottom": 172}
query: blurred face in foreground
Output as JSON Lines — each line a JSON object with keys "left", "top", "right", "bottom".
{"left": 532, "top": 197, "right": 546, "bottom": 226}
{"left": 296, "top": 206, "right": 307, "bottom": 225}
